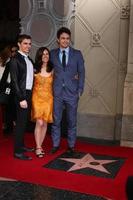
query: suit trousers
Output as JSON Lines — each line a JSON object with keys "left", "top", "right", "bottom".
{"left": 52, "top": 95, "right": 79, "bottom": 148}
{"left": 4, "top": 93, "right": 16, "bottom": 133}
{"left": 14, "top": 90, "right": 32, "bottom": 154}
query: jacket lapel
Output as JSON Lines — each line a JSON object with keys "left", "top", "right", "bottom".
{"left": 67, "top": 47, "right": 73, "bottom": 67}
{"left": 55, "top": 48, "right": 62, "bottom": 67}
{"left": 54, "top": 47, "right": 74, "bottom": 68}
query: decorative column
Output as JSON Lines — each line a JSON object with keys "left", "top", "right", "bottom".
{"left": 121, "top": 0, "right": 133, "bottom": 147}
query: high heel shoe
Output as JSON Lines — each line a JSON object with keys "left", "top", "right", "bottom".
{"left": 40, "top": 147, "right": 45, "bottom": 155}
{"left": 35, "top": 148, "right": 44, "bottom": 158}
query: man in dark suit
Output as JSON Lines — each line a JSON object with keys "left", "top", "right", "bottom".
{"left": 9, "top": 34, "right": 34, "bottom": 160}
{"left": 50, "top": 27, "right": 85, "bottom": 154}
{"left": 0, "top": 44, "right": 18, "bottom": 135}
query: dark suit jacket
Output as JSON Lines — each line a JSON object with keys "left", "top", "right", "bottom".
{"left": 9, "top": 52, "right": 34, "bottom": 101}
{"left": 0, "top": 62, "right": 10, "bottom": 93}
{"left": 50, "top": 47, "right": 85, "bottom": 97}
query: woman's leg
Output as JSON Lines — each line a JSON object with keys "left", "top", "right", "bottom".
{"left": 34, "top": 119, "right": 44, "bottom": 149}
{"left": 40, "top": 121, "right": 47, "bottom": 148}
{"left": 34, "top": 119, "right": 47, "bottom": 157}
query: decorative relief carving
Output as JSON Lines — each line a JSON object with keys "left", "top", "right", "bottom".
{"left": 89, "top": 88, "right": 100, "bottom": 98}
{"left": 121, "top": 5, "right": 130, "bottom": 19}
{"left": 72, "top": 0, "right": 76, "bottom": 13}
{"left": 20, "top": 0, "right": 75, "bottom": 54}
{"left": 37, "top": 0, "right": 47, "bottom": 12}
{"left": 91, "top": 33, "right": 101, "bottom": 47}
{"left": 119, "top": 63, "right": 127, "bottom": 75}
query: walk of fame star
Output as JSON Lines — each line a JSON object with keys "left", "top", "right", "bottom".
{"left": 60, "top": 153, "right": 117, "bottom": 173}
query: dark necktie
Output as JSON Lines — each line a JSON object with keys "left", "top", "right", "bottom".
{"left": 62, "top": 50, "right": 66, "bottom": 69}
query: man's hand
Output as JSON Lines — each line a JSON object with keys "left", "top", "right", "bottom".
{"left": 20, "top": 100, "right": 28, "bottom": 109}
{"left": 74, "top": 74, "right": 79, "bottom": 80}
{"left": 79, "top": 92, "right": 81, "bottom": 98}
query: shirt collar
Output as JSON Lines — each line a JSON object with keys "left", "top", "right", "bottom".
{"left": 18, "top": 51, "right": 28, "bottom": 58}
{"left": 60, "top": 47, "right": 69, "bottom": 54}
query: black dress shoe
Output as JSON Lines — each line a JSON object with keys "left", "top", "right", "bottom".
{"left": 67, "top": 147, "right": 75, "bottom": 154}
{"left": 50, "top": 147, "right": 59, "bottom": 154}
{"left": 3, "top": 129, "right": 12, "bottom": 134}
{"left": 22, "top": 147, "right": 35, "bottom": 152}
{"left": 14, "top": 153, "right": 32, "bottom": 160}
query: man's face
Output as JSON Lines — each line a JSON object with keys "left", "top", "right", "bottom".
{"left": 18, "top": 39, "right": 31, "bottom": 54}
{"left": 57, "top": 33, "right": 70, "bottom": 49}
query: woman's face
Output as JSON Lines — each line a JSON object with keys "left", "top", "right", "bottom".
{"left": 42, "top": 49, "right": 49, "bottom": 64}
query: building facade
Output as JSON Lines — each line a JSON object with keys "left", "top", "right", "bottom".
{"left": 20, "top": 0, "right": 133, "bottom": 146}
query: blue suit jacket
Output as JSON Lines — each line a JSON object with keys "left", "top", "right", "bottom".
{"left": 50, "top": 47, "right": 85, "bottom": 98}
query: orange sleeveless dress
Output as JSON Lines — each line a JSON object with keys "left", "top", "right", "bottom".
{"left": 31, "top": 73, "right": 53, "bottom": 123}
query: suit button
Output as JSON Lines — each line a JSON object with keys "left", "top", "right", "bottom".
{"left": 62, "top": 83, "right": 65, "bottom": 87}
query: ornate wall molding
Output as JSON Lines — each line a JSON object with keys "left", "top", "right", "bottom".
{"left": 37, "top": 0, "right": 47, "bottom": 11}
{"left": 91, "top": 33, "right": 101, "bottom": 47}
{"left": 20, "top": 0, "right": 33, "bottom": 20}
{"left": 119, "top": 62, "right": 127, "bottom": 75}
{"left": 48, "top": 0, "right": 75, "bottom": 22}
{"left": 88, "top": 88, "right": 100, "bottom": 98}
{"left": 29, "top": 13, "right": 56, "bottom": 47}
{"left": 75, "top": 0, "right": 129, "bottom": 139}
{"left": 121, "top": 5, "right": 130, "bottom": 19}
{"left": 20, "top": 0, "right": 75, "bottom": 57}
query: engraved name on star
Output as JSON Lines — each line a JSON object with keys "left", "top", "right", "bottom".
{"left": 60, "top": 153, "right": 117, "bottom": 174}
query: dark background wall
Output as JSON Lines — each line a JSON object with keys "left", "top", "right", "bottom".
{"left": 0, "top": 0, "right": 20, "bottom": 50}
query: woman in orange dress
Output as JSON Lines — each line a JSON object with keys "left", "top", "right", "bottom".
{"left": 31, "top": 47, "right": 53, "bottom": 158}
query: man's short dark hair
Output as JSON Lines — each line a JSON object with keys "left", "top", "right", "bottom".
{"left": 57, "top": 27, "right": 71, "bottom": 39}
{"left": 18, "top": 34, "right": 31, "bottom": 44}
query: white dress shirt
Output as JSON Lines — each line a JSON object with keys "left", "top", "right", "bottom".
{"left": 18, "top": 51, "right": 34, "bottom": 90}
{"left": 59, "top": 47, "right": 69, "bottom": 65}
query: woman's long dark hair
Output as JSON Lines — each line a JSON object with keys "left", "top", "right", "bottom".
{"left": 0, "top": 45, "right": 12, "bottom": 66}
{"left": 35, "top": 47, "right": 53, "bottom": 73}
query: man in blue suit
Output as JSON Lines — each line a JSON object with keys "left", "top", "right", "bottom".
{"left": 50, "top": 27, "right": 85, "bottom": 153}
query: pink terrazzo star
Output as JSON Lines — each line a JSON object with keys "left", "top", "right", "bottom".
{"left": 0, "top": 177, "right": 16, "bottom": 181}
{"left": 60, "top": 153, "right": 117, "bottom": 174}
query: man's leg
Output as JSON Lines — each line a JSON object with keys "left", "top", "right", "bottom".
{"left": 51, "top": 97, "right": 63, "bottom": 148}
{"left": 14, "top": 91, "right": 32, "bottom": 154}
{"left": 4, "top": 98, "right": 14, "bottom": 134}
{"left": 65, "top": 98, "right": 78, "bottom": 149}
{"left": 14, "top": 103, "right": 28, "bottom": 154}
